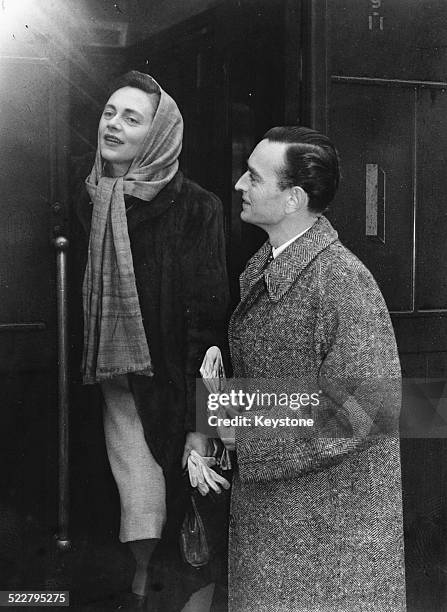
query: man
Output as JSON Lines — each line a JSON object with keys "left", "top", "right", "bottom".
{"left": 226, "top": 126, "right": 406, "bottom": 611}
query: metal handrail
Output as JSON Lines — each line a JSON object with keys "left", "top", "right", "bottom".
{"left": 53, "top": 235, "right": 70, "bottom": 551}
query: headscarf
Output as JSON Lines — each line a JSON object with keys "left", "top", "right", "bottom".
{"left": 82, "top": 73, "right": 183, "bottom": 384}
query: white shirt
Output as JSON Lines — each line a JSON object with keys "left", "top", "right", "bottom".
{"left": 272, "top": 224, "right": 314, "bottom": 259}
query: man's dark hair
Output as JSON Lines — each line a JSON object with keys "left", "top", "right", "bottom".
{"left": 108, "top": 70, "right": 161, "bottom": 100}
{"left": 263, "top": 126, "right": 340, "bottom": 213}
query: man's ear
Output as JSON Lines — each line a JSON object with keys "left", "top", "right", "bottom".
{"left": 285, "top": 186, "right": 309, "bottom": 213}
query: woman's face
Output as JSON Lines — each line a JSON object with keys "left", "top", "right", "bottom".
{"left": 99, "top": 86, "right": 157, "bottom": 177}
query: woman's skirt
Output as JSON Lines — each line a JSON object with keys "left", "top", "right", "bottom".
{"left": 101, "top": 375, "right": 166, "bottom": 542}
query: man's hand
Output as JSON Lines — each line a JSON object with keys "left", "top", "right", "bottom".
{"left": 200, "top": 346, "right": 224, "bottom": 378}
{"left": 182, "top": 431, "right": 211, "bottom": 469}
{"left": 200, "top": 346, "right": 225, "bottom": 394}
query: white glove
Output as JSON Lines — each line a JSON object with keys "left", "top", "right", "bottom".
{"left": 200, "top": 346, "right": 225, "bottom": 394}
{"left": 187, "top": 450, "right": 231, "bottom": 496}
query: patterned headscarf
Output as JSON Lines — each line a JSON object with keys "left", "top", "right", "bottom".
{"left": 82, "top": 73, "right": 183, "bottom": 384}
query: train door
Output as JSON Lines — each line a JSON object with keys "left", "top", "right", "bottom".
{"left": 305, "top": 1, "right": 447, "bottom": 608}
{"left": 0, "top": 31, "right": 68, "bottom": 584}
{"left": 126, "top": 0, "right": 286, "bottom": 300}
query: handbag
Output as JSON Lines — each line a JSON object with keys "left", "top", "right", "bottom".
{"left": 179, "top": 492, "right": 210, "bottom": 568}
{"left": 179, "top": 448, "right": 232, "bottom": 569}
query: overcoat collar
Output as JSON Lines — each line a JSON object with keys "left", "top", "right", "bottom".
{"left": 240, "top": 216, "right": 339, "bottom": 303}
{"left": 76, "top": 170, "right": 184, "bottom": 235}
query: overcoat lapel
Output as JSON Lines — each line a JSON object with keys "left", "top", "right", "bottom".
{"left": 239, "top": 241, "right": 271, "bottom": 300}
{"left": 236, "top": 216, "right": 339, "bottom": 316}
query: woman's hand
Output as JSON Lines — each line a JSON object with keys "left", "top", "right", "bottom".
{"left": 181, "top": 431, "right": 211, "bottom": 469}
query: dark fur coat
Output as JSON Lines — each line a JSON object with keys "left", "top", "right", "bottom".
{"left": 73, "top": 170, "right": 230, "bottom": 534}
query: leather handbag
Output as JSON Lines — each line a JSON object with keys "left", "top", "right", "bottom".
{"left": 179, "top": 449, "right": 232, "bottom": 569}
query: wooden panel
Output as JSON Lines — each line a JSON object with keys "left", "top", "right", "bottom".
{"left": 328, "top": 83, "right": 415, "bottom": 311}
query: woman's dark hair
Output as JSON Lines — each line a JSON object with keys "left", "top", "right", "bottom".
{"left": 108, "top": 70, "right": 161, "bottom": 100}
{"left": 263, "top": 126, "right": 340, "bottom": 213}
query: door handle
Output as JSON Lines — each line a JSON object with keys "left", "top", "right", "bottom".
{"left": 365, "top": 163, "right": 386, "bottom": 243}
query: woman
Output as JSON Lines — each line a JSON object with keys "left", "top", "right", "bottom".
{"left": 74, "top": 71, "right": 229, "bottom": 610}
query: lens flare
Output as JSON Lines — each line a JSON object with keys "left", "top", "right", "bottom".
{"left": 0, "top": 0, "right": 44, "bottom": 46}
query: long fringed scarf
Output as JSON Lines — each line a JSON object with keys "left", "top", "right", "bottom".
{"left": 82, "top": 74, "right": 183, "bottom": 384}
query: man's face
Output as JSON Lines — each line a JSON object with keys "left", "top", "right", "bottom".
{"left": 99, "top": 86, "right": 157, "bottom": 176}
{"left": 235, "top": 139, "right": 291, "bottom": 229}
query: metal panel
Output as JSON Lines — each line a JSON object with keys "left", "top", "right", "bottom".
{"left": 328, "top": 83, "right": 415, "bottom": 312}
{"left": 0, "top": 57, "right": 56, "bottom": 370}
{"left": 416, "top": 88, "right": 447, "bottom": 310}
{"left": 328, "top": 0, "right": 447, "bottom": 82}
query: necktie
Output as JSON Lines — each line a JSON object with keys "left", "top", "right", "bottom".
{"left": 264, "top": 246, "right": 274, "bottom": 268}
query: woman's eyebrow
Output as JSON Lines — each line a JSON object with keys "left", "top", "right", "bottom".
{"left": 103, "top": 103, "right": 144, "bottom": 119}
{"left": 123, "top": 108, "right": 144, "bottom": 118}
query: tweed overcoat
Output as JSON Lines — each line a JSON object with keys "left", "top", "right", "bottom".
{"left": 228, "top": 216, "right": 406, "bottom": 612}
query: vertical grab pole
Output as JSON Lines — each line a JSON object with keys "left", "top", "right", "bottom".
{"left": 53, "top": 236, "right": 71, "bottom": 551}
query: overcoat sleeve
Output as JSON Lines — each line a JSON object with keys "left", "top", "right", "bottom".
{"left": 180, "top": 193, "right": 230, "bottom": 432}
{"left": 236, "top": 265, "right": 401, "bottom": 483}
